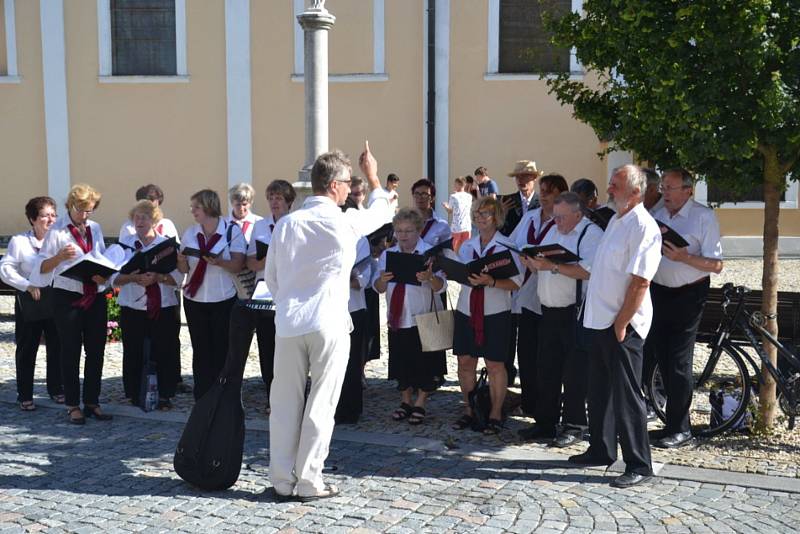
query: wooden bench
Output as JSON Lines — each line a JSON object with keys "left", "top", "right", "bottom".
{"left": 696, "top": 286, "right": 800, "bottom": 350}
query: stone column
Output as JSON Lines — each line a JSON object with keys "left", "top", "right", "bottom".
{"left": 295, "top": 3, "right": 336, "bottom": 195}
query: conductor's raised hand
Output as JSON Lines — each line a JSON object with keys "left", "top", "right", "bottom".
{"left": 359, "top": 140, "right": 379, "bottom": 186}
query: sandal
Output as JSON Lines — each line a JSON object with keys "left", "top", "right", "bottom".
{"left": 50, "top": 394, "right": 65, "bottom": 404}
{"left": 297, "top": 483, "right": 340, "bottom": 502}
{"left": 483, "top": 418, "right": 503, "bottom": 435}
{"left": 20, "top": 400, "right": 36, "bottom": 412}
{"left": 83, "top": 404, "right": 113, "bottom": 421}
{"left": 452, "top": 414, "right": 474, "bottom": 431}
{"left": 408, "top": 406, "right": 426, "bottom": 425}
{"left": 67, "top": 406, "right": 86, "bottom": 425}
{"left": 392, "top": 402, "right": 413, "bottom": 421}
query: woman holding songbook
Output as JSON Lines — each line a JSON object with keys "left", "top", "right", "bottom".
{"left": 114, "top": 200, "right": 183, "bottom": 410}
{"left": 36, "top": 184, "right": 112, "bottom": 424}
{"left": 451, "top": 196, "right": 523, "bottom": 435}
{"left": 177, "top": 189, "right": 246, "bottom": 400}
{"left": 242, "top": 180, "right": 295, "bottom": 407}
{"left": 373, "top": 208, "right": 447, "bottom": 425}
{"left": 0, "top": 197, "right": 63, "bottom": 411}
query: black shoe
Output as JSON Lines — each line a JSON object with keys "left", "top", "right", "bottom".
{"left": 654, "top": 431, "right": 694, "bottom": 449}
{"left": 550, "top": 428, "right": 584, "bottom": 448}
{"left": 568, "top": 451, "right": 614, "bottom": 466}
{"left": 611, "top": 471, "right": 653, "bottom": 488}
{"left": 518, "top": 424, "right": 556, "bottom": 441}
{"left": 648, "top": 428, "right": 671, "bottom": 441}
{"left": 83, "top": 405, "right": 113, "bottom": 421}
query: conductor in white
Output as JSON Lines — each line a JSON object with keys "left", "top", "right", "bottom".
{"left": 265, "top": 143, "right": 391, "bottom": 501}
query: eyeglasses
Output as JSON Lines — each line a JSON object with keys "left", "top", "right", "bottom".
{"left": 412, "top": 192, "right": 431, "bottom": 199}
{"left": 335, "top": 179, "right": 352, "bottom": 186}
{"left": 553, "top": 212, "right": 579, "bottom": 222}
{"left": 72, "top": 208, "right": 94, "bottom": 215}
{"left": 659, "top": 184, "right": 691, "bottom": 193}
{"left": 474, "top": 210, "right": 494, "bottom": 219}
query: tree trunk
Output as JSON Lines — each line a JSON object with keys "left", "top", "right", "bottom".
{"left": 755, "top": 148, "right": 783, "bottom": 432}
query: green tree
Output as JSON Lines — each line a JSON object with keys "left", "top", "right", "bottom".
{"left": 544, "top": 0, "right": 800, "bottom": 430}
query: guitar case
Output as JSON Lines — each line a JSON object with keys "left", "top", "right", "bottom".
{"left": 173, "top": 314, "right": 248, "bottom": 491}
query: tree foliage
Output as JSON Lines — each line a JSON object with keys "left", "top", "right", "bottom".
{"left": 545, "top": 0, "right": 800, "bottom": 194}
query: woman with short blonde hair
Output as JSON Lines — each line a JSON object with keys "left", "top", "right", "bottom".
{"left": 226, "top": 183, "right": 262, "bottom": 243}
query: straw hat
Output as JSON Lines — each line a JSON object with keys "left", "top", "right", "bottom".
{"left": 507, "top": 160, "right": 543, "bottom": 177}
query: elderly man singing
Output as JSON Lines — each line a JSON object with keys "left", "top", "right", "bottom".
{"left": 569, "top": 165, "right": 662, "bottom": 488}
{"left": 265, "top": 142, "right": 392, "bottom": 501}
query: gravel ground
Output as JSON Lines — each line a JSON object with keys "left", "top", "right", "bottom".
{"left": 1, "top": 258, "right": 798, "bottom": 478}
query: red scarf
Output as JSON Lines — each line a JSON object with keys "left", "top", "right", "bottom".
{"left": 240, "top": 220, "right": 251, "bottom": 238}
{"left": 184, "top": 232, "right": 222, "bottom": 298}
{"left": 67, "top": 224, "right": 98, "bottom": 310}
{"left": 136, "top": 240, "right": 162, "bottom": 320}
{"left": 523, "top": 217, "right": 555, "bottom": 284}
{"left": 469, "top": 245, "right": 495, "bottom": 346}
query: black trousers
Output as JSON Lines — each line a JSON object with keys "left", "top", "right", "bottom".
{"left": 535, "top": 305, "right": 587, "bottom": 430}
{"left": 587, "top": 326, "right": 652, "bottom": 475}
{"left": 336, "top": 309, "right": 367, "bottom": 422}
{"left": 227, "top": 302, "right": 276, "bottom": 394}
{"left": 53, "top": 288, "right": 107, "bottom": 407}
{"left": 645, "top": 279, "right": 709, "bottom": 433}
{"left": 364, "top": 287, "right": 381, "bottom": 361}
{"left": 120, "top": 306, "right": 179, "bottom": 400}
{"left": 517, "top": 308, "right": 541, "bottom": 416}
{"left": 172, "top": 296, "right": 184, "bottom": 387}
{"left": 505, "top": 313, "right": 519, "bottom": 383}
{"left": 14, "top": 299, "right": 62, "bottom": 402}
{"left": 184, "top": 296, "right": 236, "bottom": 400}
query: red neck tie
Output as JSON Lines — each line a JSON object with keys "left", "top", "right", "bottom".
{"left": 523, "top": 217, "right": 556, "bottom": 284}
{"left": 420, "top": 219, "right": 435, "bottom": 238}
{"left": 469, "top": 245, "right": 495, "bottom": 346}
{"left": 240, "top": 220, "right": 251, "bottom": 237}
{"left": 185, "top": 232, "right": 222, "bottom": 298}
{"left": 67, "top": 224, "right": 98, "bottom": 310}
{"left": 136, "top": 240, "right": 162, "bottom": 320}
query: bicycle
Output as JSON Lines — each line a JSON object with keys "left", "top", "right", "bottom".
{"left": 646, "top": 283, "right": 800, "bottom": 438}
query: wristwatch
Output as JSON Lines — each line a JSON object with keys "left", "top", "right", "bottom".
{"left": 550, "top": 265, "right": 560, "bottom": 275}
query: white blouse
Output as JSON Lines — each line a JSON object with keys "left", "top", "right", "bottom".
{"left": 455, "top": 232, "right": 524, "bottom": 317}
{"left": 33, "top": 217, "right": 107, "bottom": 295}
{"left": 225, "top": 212, "right": 263, "bottom": 244}
{"left": 374, "top": 239, "right": 445, "bottom": 329}
{"left": 116, "top": 233, "right": 184, "bottom": 310}
{"left": 508, "top": 207, "right": 557, "bottom": 314}
{"left": 181, "top": 218, "right": 247, "bottom": 303}
{"left": 0, "top": 230, "right": 43, "bottom": 292}
{"left": 246, "top": 215, "right": 278, "bottom": 257}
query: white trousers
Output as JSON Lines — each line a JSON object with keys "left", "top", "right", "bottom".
{"left": 269, "top": 328, "right": 350, "bottom": 496}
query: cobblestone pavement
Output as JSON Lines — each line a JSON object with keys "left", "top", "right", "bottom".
{"left": 1, "top": 406, "right": 799, "bottom": 533}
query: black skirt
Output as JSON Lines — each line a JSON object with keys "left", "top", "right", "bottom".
{"left": 387, "top": 326, "right": 446, "bottom": 392}
{"left": 453, "top": 310, "right": 512, "bottom": 362}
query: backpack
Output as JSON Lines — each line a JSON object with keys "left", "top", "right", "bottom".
{"left": 468, "top": 368, "right": 492, "bottom": 431}
{"left": 173, "top": 349, "right": 246, "bottom": 490}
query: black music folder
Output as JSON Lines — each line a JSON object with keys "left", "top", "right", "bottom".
{"left": 367, "top": 222, "right": 394, "bottom": 246}
{"left": 582, "top": 206, "right": 615, "bottom": 230}
{"left": 519, "top": 243, "right": 581, "bottom": 264}
{"left": 656, "top": 220, "right": 690, "bottom": 248}
{"left": 435, "top": 249, "right": 519, "bottom": 286}
{"left": 181, "top": 247, "right": 221, "bottom": 259}
{"left": 423, "top": 238, "right": 453, "bottom": 258}
{"left": 386, "top": 251, "right": 429, "bottom": 285}
{"left": 255, "top": 240, "right": 269, "bottom": 261}
{"left": 120, "top": 238, "right": 178, "bottom": 274}
{"left": 61, "top": 257, "right": 118, "bottom": 283}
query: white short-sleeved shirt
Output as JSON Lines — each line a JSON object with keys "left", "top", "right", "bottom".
{"left": 373, "top": 239, "right": 445, "bottom": 328}
{"left": 33, "top": 217, "right": 107, "bottom": 295}
{"left": 246, "top": 215, "right": 278, "bottom": 257}
{"left": 583, "top": 202, "right": 662, "bottom": 338}
{"left": 448, "top": 192, "right": 473, "bottom": 233}
{"left": 265, "top": 189, "right": 393, "bottom": 338}
{"left": 455, "top": 232, "right": 524, "bottom": 317}
{"left": 651, "top": 199, "right": 722, "bottom": 288}
{"left": 420, "top": 215, "right": 451, "bottom": 247}
{"left": 508, "top": 207, "right": 557, "bottom": 314}
{"left": 349, "top": 237, "right": 372, "bottom": 313}
{"left": 119, "top": 217, "right": 180, "bottom": 242}
{"left": 225, "top": 212, "right": 263, "bottom": 244}
{"left": 181, "top": 219, "right": 247, "bottom": 303}
{"left": 0, "top": 231, "right": 44, "bottom": 292}
{"left": 116, "top": 233, "right": 184, "bottom": 310}
{"left": 537, "top": 218, "right": 603, "bottom": 308}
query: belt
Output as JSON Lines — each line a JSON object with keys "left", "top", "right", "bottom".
{"left": 653, "top": 276, "right": 710, "bottom": 293}
{"left": 541, "top": 304, "right": 577, "bottom": 319}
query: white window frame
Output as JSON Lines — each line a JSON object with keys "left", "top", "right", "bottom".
{"left": 694, "top": 177, "right": 798, "bottom": 210}
{"left": 97, "top": 0, "right": 188, "bottom": 83}
{"left": 291, "top": 0, "right": 387, "bottom": 83}
{"left": 0, "top": 0, "right": 20, "bottom": 83}
{"left": 485, "top": 0, "right": 583, "bottom": 81}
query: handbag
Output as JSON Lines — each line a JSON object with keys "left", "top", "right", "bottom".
{"left": 414, "top": 289, "right": 454, "bottom": 352}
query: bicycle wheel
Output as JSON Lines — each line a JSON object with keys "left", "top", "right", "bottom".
{"left": 647, "top": 345, "right": 751, "bottom": 438}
